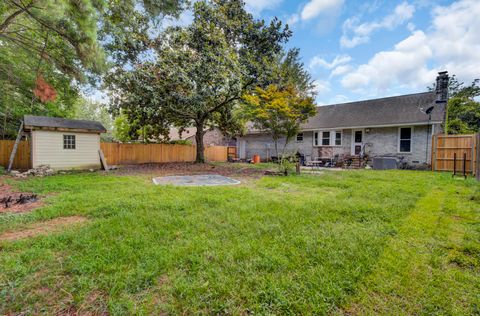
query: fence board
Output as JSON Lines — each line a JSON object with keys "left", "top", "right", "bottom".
{"left": 0, "top": 140, "right": 30, "bottom": 170}
{"left": 0, "top": 141, "right": 228, "bottom": 170}
{"left": 476, "top": 134, "right": 479, "bottom": 181}
{"left": 431, "top": 134, "right": 477, "bottom": 175}
{"left": 99, "top": 143, "right": 226, "bottom": 165}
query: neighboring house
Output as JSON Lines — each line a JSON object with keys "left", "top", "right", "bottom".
{"left": 23, "top": 115, "right": 106, "bottom": 170}
{"left": 169, "top": 127, "right": 236, "bottom": 146}
{"left": 238, "top": 73, "right": 449, "bottom": 167}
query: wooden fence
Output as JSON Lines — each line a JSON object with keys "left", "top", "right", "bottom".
{"left": 99, "top": 143, "right": 229, "bottom": 165}
{"left": 0, "top": 140, "right": 30, "bottom": 170}
{"left": 0, "top": 141, "right": 229, "bottom": 170}
{"left": 477, "top": 134, "right": 480, "bottom": 181}
{"left": 431, "top": 134, "right": 478, "bottom": 175}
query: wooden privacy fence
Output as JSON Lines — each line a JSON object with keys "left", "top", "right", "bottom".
{"left": 0, "top": 141, "right": 230, "bottom": 170}
{"left": 0, "top": 140, "right": 30, "bottom": 170}
{"left": 431, "top": 134, "right": 478, "bottom": 175}
{"left": 100, "top": 143, "right": 229, "bottom": 165}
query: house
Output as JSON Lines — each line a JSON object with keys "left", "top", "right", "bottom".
{"left": 23, "top": 115, "right": 106, "bottom": 170}
{"left": 168, "top": 127, "right": 236, "bottom": 146}
{"left": 238, "top": 73, "right": 449, "bottom": 168}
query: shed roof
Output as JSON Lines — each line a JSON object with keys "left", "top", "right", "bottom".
{"left": 246, "top": 92, "right": 445, "bottom": 133}
{"left": 24, "top": 115, "right": 106, "bottom": 133}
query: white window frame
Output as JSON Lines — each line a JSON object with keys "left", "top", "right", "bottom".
{"left": 398, "top": 126, "right": 413, "bottom": 153}
{"left": 296, "top": 132, "right": 304, "bottom": 142}
{"left": 63, "top": 134, "right": 76, "bottom": 150}
{"left": 313, "top": 130, "right": 342, "bottom": 147}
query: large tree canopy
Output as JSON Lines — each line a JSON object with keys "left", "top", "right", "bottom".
{"left": 0, "top": 0, "right": 186, "bottom": 139}
{"left": 445, "top": 76, "right": 480, "bottom": 134}
{"left": 429, "top": 75, "right": 480, "bottom": 134}
{"left": 0, "top": 0, "right": 106, "bottom": 137}
{"left": 108, "top": 0, "right": 292, "bottom": 162}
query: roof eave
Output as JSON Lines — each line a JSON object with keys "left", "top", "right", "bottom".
{"left": 24, "top": 125, "right": 106, "bottom": 133}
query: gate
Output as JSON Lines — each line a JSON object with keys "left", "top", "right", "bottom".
{"left": 431, "top": 134, "right": 477, "bottom": 175}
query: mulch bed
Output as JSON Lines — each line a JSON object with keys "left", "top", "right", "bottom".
{"left": 110, "top": 163, "right": 266, "bottom": 178}
{"left": 0, "top": 182, "right": 42, "bottom": 214}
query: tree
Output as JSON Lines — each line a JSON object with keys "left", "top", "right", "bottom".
{"left": 429, "top": 75, "right": 480, "bottom": 134}
{"left": 242, "top": 85, "right": 316, "bottom": 158}
{"left": 0, "top": 0, "right": 107, "bottom": 134}
{"left": 107, "top": 0, "right": 291, "bottom": 162}
{"left": 0, "top": 0, "right": 186, "bottom": 139}
{"left": 74, "top": 98, "right": 114, "bottom": 140}
{"left": 445, "top": 77, "right": 480, "bottom": 134}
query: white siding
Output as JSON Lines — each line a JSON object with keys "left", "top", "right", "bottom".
{"left": 32, "top": 130, "right": 101, "bottom": 170}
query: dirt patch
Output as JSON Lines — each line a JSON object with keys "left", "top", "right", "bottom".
{"left": 110, "top": 162, "right": 266, "bottom": 179}
{"left": 0, "top": 182, "right": 43, "bottom": 214}
{"left": 0, "top": 216, "right": 87, "bottom": 241}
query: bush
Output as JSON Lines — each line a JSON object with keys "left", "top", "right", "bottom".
{"left": 277, "top": 158, "right": 296, "bottom": 175}
{"left": 168, "top": 139, "right": 192, "bottom": 145}
{"left": 0, "top": 166, "right": 5, "bottom": 175}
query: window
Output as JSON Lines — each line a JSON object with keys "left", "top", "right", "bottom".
{"left": 296, "top": 133, "right": 304, "bottom": 142}
{"left": 354, "top": 130, "right": 363, "bottom": 143}
{"left": 335, "top": 131, "right": 342, "bottom": 146}
{"left": 322, "top": 131, "right": 330, "bottom": 145}
{"left": 63, "top": 135, "right": 76, "bottom": 149}
{"left": 313, "top": 130, "right": 342, "bottom": 146}
{"left": 398, "top": 127, "right": 412, "bottom": 152}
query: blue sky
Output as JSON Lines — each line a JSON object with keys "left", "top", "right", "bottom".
{"left": 88, "top": 0, "right": 479, "bottom": 106}
{"left": 243, "top": 0, "right": 480, "bottom": 105}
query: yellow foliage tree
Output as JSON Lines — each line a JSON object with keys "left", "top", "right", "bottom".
{"left": 242, "top": 84, "right": 316, "bottom": 158}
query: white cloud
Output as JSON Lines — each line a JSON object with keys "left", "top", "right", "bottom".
{"left": 309, "top": 54, "right": 351, "bottom": 69}
{"left": 313, "top": 80, "right": 331, "bottom": 94}
{"left": 341, "top": 30, "right": 435, "bottom": 91}
{"left": 341, "top": 2, "right": 415, "bottom": 48}
{"left": 300, "top": 0, "right": 344, "bottom": 21}
{"left": 330, "top": 64, "right": 353, "bottom": 77}
{"left": 429, "top": 0, "right": 480, "bottom": 80}
{"left": 340, "top": 0, "right": 480, "bottom": 94}
{"left": 330, "top": 94, "right": 350, "bottom": 104}
{"left": 244, "top": 0, "right": 283, "bottom": 15}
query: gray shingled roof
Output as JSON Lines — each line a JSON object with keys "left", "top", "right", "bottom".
{"left": 301, "top": 92, "right": 444, "bottom": 130}
{"left": 246, "top": 92, "right": 445, "bottom": 133}
{"left": 24, "top": 115, "right": 106, "bottom": 132}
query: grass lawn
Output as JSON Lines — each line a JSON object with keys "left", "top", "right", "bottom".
{"left": 0, "top": 167, "right": 479, "bottom": 314}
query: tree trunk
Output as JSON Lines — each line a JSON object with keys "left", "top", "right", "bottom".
{"left": 273, "top": 136, "right": 279, "bottom": 159}
{"left": 195, "top": 121, "right": 206, "bottom": 163}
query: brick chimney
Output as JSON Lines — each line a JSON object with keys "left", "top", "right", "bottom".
{"left": 435, "top": 71, "right": 449, "bottom": 103}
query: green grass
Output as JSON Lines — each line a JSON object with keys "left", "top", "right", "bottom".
{"left": 0, "top": 169, "right": 479, "bottom": 314}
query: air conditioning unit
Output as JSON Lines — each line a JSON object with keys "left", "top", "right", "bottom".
{"left": 372, "top": 157, "right": 399, "bottom": 170}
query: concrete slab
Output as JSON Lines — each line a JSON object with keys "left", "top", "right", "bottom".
{"left": 152, "top": 174, "right": 241, "bottom": 186}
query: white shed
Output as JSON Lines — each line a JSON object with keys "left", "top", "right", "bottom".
{"left": 23, "top": 115, "right": 106, "bottom": 170}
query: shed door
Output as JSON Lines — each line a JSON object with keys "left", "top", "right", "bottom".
{"left": 238, "top": 140, "right": 246, "bottom": 159}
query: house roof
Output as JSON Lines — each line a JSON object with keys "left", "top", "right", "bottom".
{"left": 246, "top": 92, "right": 445, "bottom": 133}
{"left": 23, "top": 115, "right": 106, "bottom": 133}
{"left": 302, "top": 92, "right": 444, "bottom": 130}
{"left": 168, "top": 127, "right": 196, "bottom": 140}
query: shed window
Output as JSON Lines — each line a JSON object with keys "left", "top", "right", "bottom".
{"left": 398, "top": 127, "right": 412, "bottom": 153}
{"left": 296, "top": 133, "right": 304, "bottom": 142}
{"left": 63, "top": 135, "right": 76, "bottom": 149}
